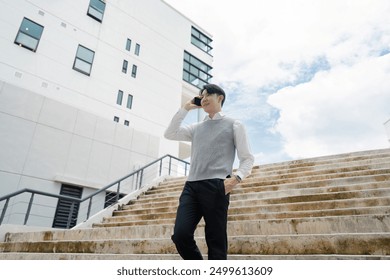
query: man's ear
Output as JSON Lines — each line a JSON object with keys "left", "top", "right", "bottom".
{"left": 218, "top": 95, "right": 224, "bottom": 104}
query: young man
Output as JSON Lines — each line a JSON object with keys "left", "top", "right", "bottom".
{"left": 164, "top": 84, "right": 254, "bottom": 260}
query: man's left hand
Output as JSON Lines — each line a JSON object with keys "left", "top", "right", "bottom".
{"left": 224, "top": 177, "right": 239, "bottom": 195}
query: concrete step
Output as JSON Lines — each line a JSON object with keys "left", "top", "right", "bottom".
{"left": 154, "top": 161, "right": 390, "bottom": 192}
{"left": 1, "top": 233, "right": 390, "bottom": 255}
{"left": 156, "top": 149, "right": 390, "bottom": 189}
{"left": 123, "top": 181, "right": 390, "bottom": 210}
{"left": 97, "top": 206, "right": 390, "bottom": 227}
{"left": 251, "top": 149, "right": 390, "bottom": 173}
{"left": 1, "top": 148, "right": 390, "bottom": 260}
{"left": 149, "top": 165, "right": 390, "bottom": 194}
{"left": 1, "top": 252, "right": 390, "bottom": 260}
{"left": 93, "top": 217, "right": 175, "bottom": 227}
{"left": 140, "top": 173, "right": 390, "bottom": 201}
{"left": 116, "top": 188, "right": 390, "bottom": 216}
{"left": 251, "top": 159, "right": 390, "bottom": 177}
{"left": 6, "top": 214, "right": 390, "bottom": 242}
{"left": 108, "top": 195, "right": 390, "bottom": 222}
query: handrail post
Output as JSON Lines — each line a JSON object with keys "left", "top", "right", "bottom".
{"left": 159, "top": 158, "right": 163, "bottom": 176}
{"left": 0, "top": 198, "right": 10, "bottom": 225}
{"left": 116, "top": 181, "right": 121, "bottom": 203}
{"left": 169, "top": 156, "right": 172, "bottom": 175}
{"left": 135, "top": 171, "right": 139, "bottom": 190}
{"left": 87, "top": 197, "right": 92, "bottom": 220}
{"left": 139, "top": 169, "right": 144, "bottom": 189}
{"left": 24, "top": 193, "right": 35, "bottom": 225}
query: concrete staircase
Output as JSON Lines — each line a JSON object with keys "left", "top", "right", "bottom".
{"left": 1, "top": 148, "right": 390, "bottom": 259}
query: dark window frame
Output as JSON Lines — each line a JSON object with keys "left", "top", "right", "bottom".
{"left": 122, "top": 60, "right": 128, "bottom": 73}
{"left": 117, "top": 90, "right": 123, "bottom": 105}
{"left": 191, "top": 26, "right": 213, "bottom": 55}
{"left": 135, "top": 43, "right": 140, "bottom": 56}
{"left": 131, "top": 65, "right": 137, "bottom": 78}
{"left": 72, "top": 45, "right": 95, "bottom": 76}
{"left": 126, "top": 38, "right": 132, "bottom": 51}
{"left": 182, "top": 51, "right": 212, "bottom": 89}
{"left": 87, "top": 0, "right": 106, "bottom": 22}
{"left": 126, "top": 94, "right": 133, "bottom": 109}
{"left": 14, "top": 17, "right": 44, "bottom": 52}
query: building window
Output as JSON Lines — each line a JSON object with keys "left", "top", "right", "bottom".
{"left": 124, "top": 120, "right": 130, "bottom": 126}
{"left": 131, "top": 65, "right": 137, "bottom": 78}
{"left": 87, "top": 0, "right": 106, "bottom": 22}
{"left": 114, "top": 116, "right": 119, "bottom": 122}
{"left": 14, "top": 18, "right": 44, "bottom": 52}
{"left": 116, "top": 90, "right": 123, "bottom": 105}
{"left": 126, "top": 94, "right": 133, "bottom": 109}
{"left": 126, "top": 38, "right": 131, "bottom": 51}
{"left": 183, "top": 51, "right": 212, "bottom": 89}
{"left": 135, "top": 43, "right": 140, "bottom": 56}
{"left": 73, "top": 45, "right": 95, "bottom": 76}
{"left": 122, "top": 60, "right": 128, "bottom": 73}
{"left": 191, "top": 26, "right": 212, "bottom": 54}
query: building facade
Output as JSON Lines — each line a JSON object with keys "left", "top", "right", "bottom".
{"left": 0, "top": 0, "right": 213, "bottom": 227}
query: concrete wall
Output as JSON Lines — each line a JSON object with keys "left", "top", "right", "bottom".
{"left": 0, "top": 81, "right": 160, "bottom": 226}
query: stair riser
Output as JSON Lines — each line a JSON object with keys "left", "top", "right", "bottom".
{"left": 1, "top": 253, "right": 390, "bottom": 260}
{"left": 154, "top": 163, "right": 390, "bottom": 193}
{"left": 6, "top": 215, "right": 390, "bottom": 242}
{"left": 141, "top": 174, "right": 390, "bottom": 201}
{"left": 249, "top": 151, "right": 390, "bottom": 172}
{"left": 118, "top": 188, "right": 390, "bottom": 215}
{"left": 109, "top": 197, "right": 390, "bottom": 221}
{"left": 251, "top": 160, "right": 390, "bottom": 177}
{"left": 103, "top": 206, "right": 390, "bottom": 224}
{"left": 2, "top": 235, "right": 390, "bottom": 255}
{"left": 228, "top": 207, "right": 390, "bottom": 221}
{"left": 125, "top": 182, "right": 390, "bottom": 210}
{"left": 156, "top": 153, "right": 390, "bottom": 190}
{"left": 230, "top": 183, "right": 390, "bottom": 204}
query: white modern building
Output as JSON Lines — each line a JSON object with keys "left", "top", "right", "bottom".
{"left": 0, "top": 0, "right": 213, "bottom": 227}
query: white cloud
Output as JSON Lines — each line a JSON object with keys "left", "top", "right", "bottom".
{"left": 164, "top": 0, "right": 390, "bottom": 163}
{"left": 206, "top": 0, "right": 390, "bottom": 87}
{"left": 268, "top": 54, "right": 390, "bottom": 158}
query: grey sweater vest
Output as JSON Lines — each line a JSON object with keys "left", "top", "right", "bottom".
{"left": 187, "top": 117, "right": 236, "bottom": 181}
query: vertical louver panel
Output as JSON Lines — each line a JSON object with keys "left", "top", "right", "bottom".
{"left": 52, "top": 185, "right": 83, "bottom": 228}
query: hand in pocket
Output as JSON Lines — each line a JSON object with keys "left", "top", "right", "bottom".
{"left": 223, "top": 177, "right": 239, "bottom": 195}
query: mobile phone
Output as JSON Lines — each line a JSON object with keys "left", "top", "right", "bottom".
{"left": 193, "top": 96, "right": 202, "bottom": 106}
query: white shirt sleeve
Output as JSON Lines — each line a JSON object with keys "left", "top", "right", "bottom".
{"left": 233, "top": 120, "right": 255, "bottom": 180}
{"left": 164, "top": 108, "right": 193, "bottom": 142}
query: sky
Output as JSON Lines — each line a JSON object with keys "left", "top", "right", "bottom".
{"left": 164, "top": 0, "right": 390, "bottom": 165}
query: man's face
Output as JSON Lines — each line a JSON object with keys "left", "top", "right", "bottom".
{"left": 199, "top": 90, "right": 223, "bottom": 114}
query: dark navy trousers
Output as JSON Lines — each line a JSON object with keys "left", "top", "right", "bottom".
{"left": 171, "top": 179, "right": 230, "bottom": 260}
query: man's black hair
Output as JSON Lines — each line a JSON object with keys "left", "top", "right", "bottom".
{"left": 201, "top": 84, "right": 226, "bottom": 107}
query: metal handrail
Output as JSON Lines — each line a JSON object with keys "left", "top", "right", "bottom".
{"left": 0, "top": 154, "right": 189, "bottom": 228}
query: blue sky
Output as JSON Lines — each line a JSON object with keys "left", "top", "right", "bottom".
{"left": 165, "top": 0, "right": 390, "bottom": 165}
